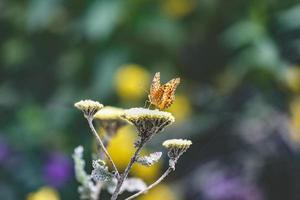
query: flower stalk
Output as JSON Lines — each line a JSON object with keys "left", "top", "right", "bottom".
{"left": 87, "top": 117, "right": 120, "bottom": 178}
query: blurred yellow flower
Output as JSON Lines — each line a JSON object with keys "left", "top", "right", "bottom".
{"left": 289, "top": 97, "right": 300, "bottom": 142}
{"left": 107, "top": 126, "right": 136, "bottom": 170}
{"left": 107, "top": 126, "right": 162, "bottom": 182}
{"left": 137, "top": 184, "right": 177, "bottom": 200}
{"left": 161, "top": 0, "right": 195, "bottom": 18}
{"left": 26, "top": 187, "right": 60, "bottom": 200}
{"left": 283, "top": 66, "right": 300, "bottom": 93}
{"left": 167, "top": 94, "right": 192, "bottom": 122}
{"left": 115, "top": 64, "right": 150, "bottom": 102}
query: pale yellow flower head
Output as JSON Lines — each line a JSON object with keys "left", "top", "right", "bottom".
{"left": 26, "top": 186, "right": 60, "bottom": 200}
{"left": 94, "top": 106, "right": 125, "bottom": 121}
{"left": 122, "top": 108, "right": 175, "bottom": 139}
{"left": 94, "top": 106, "right": 128, "bottom": 134}
{"left": 163, "top": 139, "right": 192, "bottom": 150}
{"left": 163, "top": 139, "right": 192, "bottom": 168}
{"left": 74, "top": 100, "right": 104, "bottom": 118}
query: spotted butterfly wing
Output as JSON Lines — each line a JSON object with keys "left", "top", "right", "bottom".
{"left": 150, "top": 72, "right": 161, "bottom": 92}
{"left": 159, "top": 77, "right": 180, "bottom": 110}
{"left": 148, "top": 72, "right": 163, "bottom": 107}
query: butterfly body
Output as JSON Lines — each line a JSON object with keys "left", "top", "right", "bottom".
{"left": 148, "top": 72, "right": 180, "bottom": 110}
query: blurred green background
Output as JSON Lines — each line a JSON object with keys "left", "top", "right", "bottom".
{"left": 1, "top": 0, "right": 300, "bottom": 199}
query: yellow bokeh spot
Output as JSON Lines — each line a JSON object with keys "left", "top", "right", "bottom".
{"left": 137, "top": 184, "right": 177, "bottom": 200}
{"left": 26, "top": 187, "right": 60, "bottom": 200}
{"left": 289, "top": 97, "right": 300, "bottom": 142}
{"left": 161, "top": 0, "right": 195, "bottom": 19}
{"left": 107, "top": 126, "right": 136, "bottom": 170}
{"left": 115, "top": 64, "right": 150, "bottom": 102}
{"left": 284, "top": 66, "right": 300, "bottom": 93}
{"left": 167, "top": 94, "right": 192, "bottom": 122}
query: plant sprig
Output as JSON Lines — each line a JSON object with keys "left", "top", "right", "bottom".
{"left": 73, "top": 73, "right": 192, "bottom": 200}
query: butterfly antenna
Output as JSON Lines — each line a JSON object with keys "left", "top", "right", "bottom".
{"left": 143, "top": 88, "right": 149, "bottom": 95}
{"left": 144, "top": 100, "right": 149, "bottom": 108}
{"left": 136, "top": 84, "right": 149, "bottom": 95}
{"left": 148, "top": 102, "right": 152, "bottom": 109}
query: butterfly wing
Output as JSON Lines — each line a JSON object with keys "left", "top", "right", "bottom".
{"left": 149, "top": 72, "right": 162, "bottom": 105}
{"left": 150, "top": 72, "right": 161, "bottom": 92}
{"left": 159, "top": 77, "right": 180, "bottom": 109}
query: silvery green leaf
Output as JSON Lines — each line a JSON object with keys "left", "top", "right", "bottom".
{"left": 78, "top": 182, "right": 99, "bottom": 200}
{"left": 72, "top": 146, "right": 90, "bottom": 184}
{"left": 136, "top": 152, "right": 162, "bottom": 166}
{"left": 73, "top": 146, "right": 100, "bottom": 200}
{"left": 91, "top": 159, "right": 113, "bottom": 182}
{"left": 120, "top": 178, "right": 147, "bottom": 193}
{"left": 106, "top": 178, "right": 118, "bottom": 194}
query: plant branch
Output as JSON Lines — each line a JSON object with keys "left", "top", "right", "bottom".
{"left": 125, "top": 167, "right": 173, "bottom": 200}
{"left": 96, "top": 127, "right": 116, "bottom": 199}
{"left": 110, "top": 141, "right": 146, "bottom": 200}
{"left": 87, "top": 117, "right": 120, "bottom": 178}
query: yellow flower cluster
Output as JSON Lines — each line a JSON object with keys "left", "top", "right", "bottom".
{"left": 26, "top": 187, "right": 60, "bottom": 200}
{"left": 163, "top": 139, "right": 192, "bottom": 150}
{"left": 74, "top": 100, "right": 103, "bottom": 118}
{"left": 94, "top": 106, "right": 126, "bottom": 123}
{"left": 94, "top": 106, "right": 128, "bottom": 134}
{"left": 94, "top": 106, "right": 125, "bottom": 121}
{"left": 122, "top": 108, "right": 175, "bottom": 124}
{"left": 115, "top": 64, "right": 150, "bottom": 102}
{"left": 122, "top": 108, "right": 175, "bottom": 137}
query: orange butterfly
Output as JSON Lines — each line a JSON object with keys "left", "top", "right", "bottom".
{"left": 148, "top": 72, "right": 180, "bottom": 110}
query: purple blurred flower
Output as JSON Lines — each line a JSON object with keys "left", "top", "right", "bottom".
{"left": 43, "top": 152, "right": 73, "bottom": 188}
{"left": 202, "top": 171, "right": 263, "bottom": 200}
{"left": 0, "top": 139, "right": 11, "bottom": 164}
